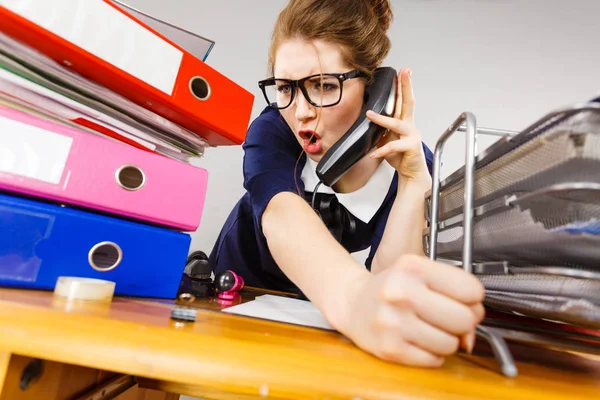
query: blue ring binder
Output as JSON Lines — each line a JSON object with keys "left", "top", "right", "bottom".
{"left": 0, "top": 191, "right": 191, "bottom": 299}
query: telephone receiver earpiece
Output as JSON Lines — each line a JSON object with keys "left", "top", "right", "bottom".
{"left": 315, "top": 67, "right": 397, "bottom": 188}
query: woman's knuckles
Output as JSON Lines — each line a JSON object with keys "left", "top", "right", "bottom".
{"left": 450, "top": 307, "right": 480, "bottom": 334}
{"left": 379, "top": 275, "right": 420, "bottom": 307}
{"left": 373, "top": 308, "right": 410, "bottom": 332}
{"left": 393, "top": 256, "right": 428, "bottom": 280}
{"left": 377, "top": 339, "right": 412, "bottom": 362}
{"left": 439, "top": 336, "right": 460, "bottom": 356}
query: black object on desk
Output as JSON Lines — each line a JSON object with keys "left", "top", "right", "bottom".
{"left": 177, "top": 250, "right": 215, "bottom": 298}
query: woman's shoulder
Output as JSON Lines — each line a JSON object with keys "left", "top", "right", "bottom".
{"left": 243, "top": 106, "right": 297, "bottom": 148}
{"left": 241, "top": 106, "right": 304, "bottom": 191}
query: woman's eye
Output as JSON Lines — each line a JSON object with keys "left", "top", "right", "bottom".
{"left": 312, "top": 83, "right": 337, "bottom": 92}
{"left": 276, "top": 85, "right": 291, "bottom": 94}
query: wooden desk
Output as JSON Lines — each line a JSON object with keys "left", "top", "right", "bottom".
{"left": 0, "top": 287, "right": 599, "bottom": 400}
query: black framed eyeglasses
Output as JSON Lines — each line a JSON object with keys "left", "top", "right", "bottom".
{"left": 258, "top": 69, "right": 366, "bottom": 110}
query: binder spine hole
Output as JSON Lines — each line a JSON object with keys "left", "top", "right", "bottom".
{"left": 189, "top": 76, "right": 211, "bottom": 101}
{"left": 116, "top": 165, "right": 145, "bottom": 191}
{"left": 89, "top": 242, "right": 122, "bottom": 272}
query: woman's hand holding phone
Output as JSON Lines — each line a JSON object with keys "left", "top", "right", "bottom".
{"left": 366, "top": 67, "right": 430, "bottom": 186}
{"left": 336, "top": 254, "right": 485, "bottom": 367}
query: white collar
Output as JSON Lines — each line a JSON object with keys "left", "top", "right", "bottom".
{"left": 301, "top": 157, "right": 396, "bottom": 224}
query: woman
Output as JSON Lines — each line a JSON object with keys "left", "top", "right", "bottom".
{"left": 209, "top": 0, "right": 485, "bottom": 367}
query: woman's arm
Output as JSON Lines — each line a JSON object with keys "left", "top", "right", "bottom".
{"left": 371, "top": 173, "right": 431, "bottom": 273}
{"left": 262, "top": 191, "right": 485, "bottom": 366}
{"left": 365, "top": 67, "right": 434, "bottom": 273}
{"left": 262, "top": 191, "right": 368, "bottom": 328}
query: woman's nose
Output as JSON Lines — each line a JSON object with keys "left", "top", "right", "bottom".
{"left": 294, "top": 90, "right": 316, "bottom": 121}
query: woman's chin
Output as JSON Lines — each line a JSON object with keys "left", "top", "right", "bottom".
{"left": 305, "top": 150, "right": 325, "bottom": 162}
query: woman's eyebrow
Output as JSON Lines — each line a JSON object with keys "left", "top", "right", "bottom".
{"left": 273, "top": 68, "right": 328, "bottom": 80}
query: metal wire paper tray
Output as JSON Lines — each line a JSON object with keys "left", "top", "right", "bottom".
{"left": 476, "top": 271, "right": 600, "bottom": 329}
{"left": 426, "top": 105, "right": 600, "bottom": 222}
{"left": 428, "top": 182, "right": 600, "bottom": 268}
{"left": 485, "top": 292, "right": 600, "bottom": 329}
{"left": 422, "top": 99, "right": 600, "bottom": 378}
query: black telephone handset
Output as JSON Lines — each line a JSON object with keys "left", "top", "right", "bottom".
{"left": 315, "top": 67, "right": 397, "bottom": 188}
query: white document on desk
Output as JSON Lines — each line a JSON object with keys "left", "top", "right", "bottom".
{"left": 222, "top": 295, "right": 335, "bottom": 331}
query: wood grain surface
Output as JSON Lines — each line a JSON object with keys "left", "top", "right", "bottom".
{"left": 0, "top": 287, "right": 598, "bottom": 400}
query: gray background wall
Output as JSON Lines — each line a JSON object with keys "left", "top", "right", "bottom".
{"left": 120, "top": 0, "right": 596, "bottom": 399}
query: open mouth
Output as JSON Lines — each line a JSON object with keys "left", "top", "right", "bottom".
{"left": 298, "top": 130, "right": 322, "bottom": 154}
{"left": 299, "top": 130, "right": 320, "bottom": 142}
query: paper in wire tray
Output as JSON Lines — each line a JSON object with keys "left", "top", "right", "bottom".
{"left": 484, "top": 289, "right": 600, "bottom": 329}
{"left": 476, "top": 268, "right": 600, "bottom": 329}
{"left": 427, "top": 105, "right": 600, "bottom": 222}
{"left": 436, "top": 260, "right": 600, "bottom": 328}
{"left": 428, "top": 183, "right": 600, "bottom": 269}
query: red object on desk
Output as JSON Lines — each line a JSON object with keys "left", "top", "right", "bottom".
{"left": 215, "top": 270, "right": 245, "bottom": 300}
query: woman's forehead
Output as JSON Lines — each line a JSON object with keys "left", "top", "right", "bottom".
{"left": 273, "top": 39, "right": 349, "bottom": 79}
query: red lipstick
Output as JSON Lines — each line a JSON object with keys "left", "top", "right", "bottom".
{"left": 298, "top": 130, "right": 322, "bottom": 154}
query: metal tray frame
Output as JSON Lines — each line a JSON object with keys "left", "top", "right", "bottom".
{"left": 424, "top": 101, "right": 600, "bottom": 378}
{"left": 426, "top": 182, "right": 600, "bottom": 268}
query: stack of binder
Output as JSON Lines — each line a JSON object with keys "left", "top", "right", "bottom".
{"left": 0, "top": 0, "right": 254, "bottom": 299}
{"left": 423, "top": 96, "right": 600, "bottom": 375}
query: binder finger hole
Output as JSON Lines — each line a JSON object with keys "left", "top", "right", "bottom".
{"left": 116, "top": 165, "right": 145, "bottom": 191}
{"left": 189, "top": 76, "right": 211, "bottom": 101}
{"left": 89, "top": 242, "right": 122, "bottom": 272}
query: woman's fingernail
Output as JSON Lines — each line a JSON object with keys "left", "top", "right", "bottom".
{"left": 409, "top": 68, "right": 413, "bottom": 77}
{"left": 467, "top": 332, "right": 475, "bottom": 354}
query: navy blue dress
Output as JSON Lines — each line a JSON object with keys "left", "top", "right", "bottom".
{"left": 209, "top": 106, "right": 434, "bottom": 293}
